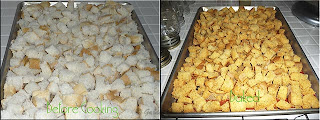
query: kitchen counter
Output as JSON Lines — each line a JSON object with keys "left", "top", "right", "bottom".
{"left": 0, "top": 0, "right": 160, "bottom": 67}
{"left": 160, "top": 1, "right": 319, "bottom": 119}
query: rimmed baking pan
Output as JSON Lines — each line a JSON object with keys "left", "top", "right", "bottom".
{"left": 161, "top": 6, "right": 319, "bottom": 118}
{"left": 0, "top": 1, "right": 159, "bottom": 107}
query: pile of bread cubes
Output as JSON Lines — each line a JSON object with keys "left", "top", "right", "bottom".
{"left": 1, "top": 1, "right": 159, "bottom": 119}
{"left": 171, "top": 6, "right": 319, "bottom": 113}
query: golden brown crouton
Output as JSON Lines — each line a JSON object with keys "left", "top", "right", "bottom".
{"left": 288, "top": 85, "right": 303, "bottom": 106}
{"left": 193, "top": 97, "right": 206, "bottom": 112}
{"left": 302, "top": 94, "right": 319, "bottom": 109}
{"left": 202, "top": 101, "right": 221, "bottom": 112}
{"left": 276, "top": 100, "right": 291, "bottom": 110}
{"left": 220, "top": 76, "right": 234, "bottom": 93}
{"left": 171, "top": 103, "right": 184, "bottom": 113}
{"left": 230, "top": 98, "right": 246, "bottom": 112}
{"left": 184, "top": 104, "right": 195, "bottom": 113}
{"left": 177, "top": 97, "right": 193, "bottom": 104}
{"left": 277, "top": 86, "right": 288, "bottom": 101}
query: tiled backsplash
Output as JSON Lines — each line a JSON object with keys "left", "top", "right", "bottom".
{"left": 0, "top": 0, "right": 160, "bottom": 66}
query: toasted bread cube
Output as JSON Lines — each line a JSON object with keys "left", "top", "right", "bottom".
{"left": 256, "top": 94, "right": 276, "bottom": 110}
{"left": 277, "top": 86, "right": 288, "bottom": 100}
{"left": 220, "top": 76, "right": 234, "bottom": 93}
{"left": 196, "top": 77, "right": 205, "bottom": 86}
{"left": 214, "top": 76, "right": 225, "bottom": 90}
{"left": 273, "top": 76, "right": 282, "bottom": 85}
{"left": 293, "top": 55, "right": 301, "bottom": 62}
{"left": 183, "top": 104, "right": 195, "bottom": 113}
{"left": 230, "top": 98, "right": 246, "bottom": 112}
{"left": 177, "top": 97, "right": 192, "bottom": 104}
{"left": 285, "top": 60, "right": 295, "bottom": 67}
{"left": 299, "top": 79, "right": 311, "bottom": 90}
{"left": 177, "top": 72, "right": 191, "bottom": 81}
{"left": 193, "top": 97, "right": 206, "bottom": 112}
{"left": 290, "top": 72, "right": 303, "bottom": 81}
{"left": 288, "top": 85, "right": 303, "bottom": 106}
{"left": 202, "top": 101, "right": 221, "bottom": 112}
{"left": 302, "top": 94, "right": 319, "bottom": 109}
{"left": 188, "top": 90, "right": 202, "bottom": 100}
{"left": 209, "top": 52, "right": 220, "bottom": 59}
{"left": 221, "top": 102, "right": 230, "bottom": 112}
{"left": 266, "top": 103, "right": 276, "bottom": 110}
{"left": 268, "top": 84, "right": 279, "bottom": 97}
{"left": 199, "top": 47, "right": 209, "bottom": 60}
{"left": 282, "top": 74, "right": 291, "bottom": 86}
{"left": 268, "top": 63, "right": 277, "bottom": 71}
{"left": 246, "top": 101, "right": 255, "bottom": 109}
{"left": 171, "top": 103, "right": 184, "bottom": 113}
{"left": 301, "top": 88, "right": 316, "bottom": 96}
{"left": 206, "top": 63, "right": 214, "bottom": 73}
{"left": 276, "top": 100, "right": 291, "bottom": 110}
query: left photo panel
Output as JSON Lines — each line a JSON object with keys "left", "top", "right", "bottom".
{"left": 0, "top": 0, "right": 160, "bottom": 119}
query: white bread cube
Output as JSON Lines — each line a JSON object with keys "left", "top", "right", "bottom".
{"left": 99, "top": 51, "right": 112, "bottom": 64}
{"left": 119, "top": 109, "right": 139, "bottom": 119}
{"left": 23, "top": 31, "right": 40, "bottom": 44}
{"left": 117, "top": 63, "right": 130, "bottom": 74}
{"left": 82, "top": 25, "right": 99, "bottom": 36}
{"left": 110, "top": 79, "right": 125, "bottom": 91}
{"left": 35, "top": 108, "right": 56, "bottom": 119}
{"left": 84, "top": 55, "right": 95, "bottom": 67}
{"left": 47, "top": 82, "right": 59, "bottom": 95}
{"left": 139, "top": 104, "right": 157, "bottom": 119}
{"left": 59, "top": 83, "right": 74, "bottom": 95}
{"left": 121, "top": 97, "right": 137, "bottom": 111}
{"left": 79, "top": 73, "right": 95, "bottom": 90}
{"left": 26, "top": 48, "right": 44, "bottom": 59}
{"left": 6, "top": 75, "right": 23, "bottom": 91}
{"left": 90, "top": 5, "right": 99, "bottom": 14}
{"left": 122, "top": 45, "right": 134, "bottom": 55}
{"left": 109, "top": 56, "right": 125, "bottom": 68}
{"left": 40, "top": 62, "right": 52, "bottom": 78}
{"left": 135, "top": 69, "right": 151, "bottom": 79}
{"left": 24, "top": 82, "right": 40, "bottom": 94}
{"left": 95, "top": 75, "right": 111, "bottom": 94}
{"left": 120, "top": 88, "right": 131, "bottom": 99}
{"left": 57, "top": 22, "right": 68, "bottom": 33}
{"left": 38, "top": 80, "right": 49, "bottom": 90}
{"left": 140, "top": 76, "right": 154, "bottom": 83}
{"left": 45, "top": 45, "right": 60, "bottom": 56}
{"left": 59, "top": 69, "right": 75, "bottom": 83}
{"left": 141, "top": 82, "right": 155, "bottom": 94}
{"left": 125, "top": 55, "right": 138, "bottom": 66}
{"left": 12, "top": 66, "right": 30, "bottom": 76}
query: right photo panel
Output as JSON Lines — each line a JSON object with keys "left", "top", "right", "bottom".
{"left": 160, "top": 0, "right": 320, "bottom": 119}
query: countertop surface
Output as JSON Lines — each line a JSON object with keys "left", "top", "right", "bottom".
{"left": 160, "top": 1, "right": 319, "bottom": 119}
{"left": 0, "top": 0, "right": 160, "bottom": 66}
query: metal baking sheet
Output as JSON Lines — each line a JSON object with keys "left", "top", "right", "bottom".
{"left": 161, "top": 6, "right": 319, "bottom": 118}
{"left": 0, "top": 1, "right": 159, "bottom": 108}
